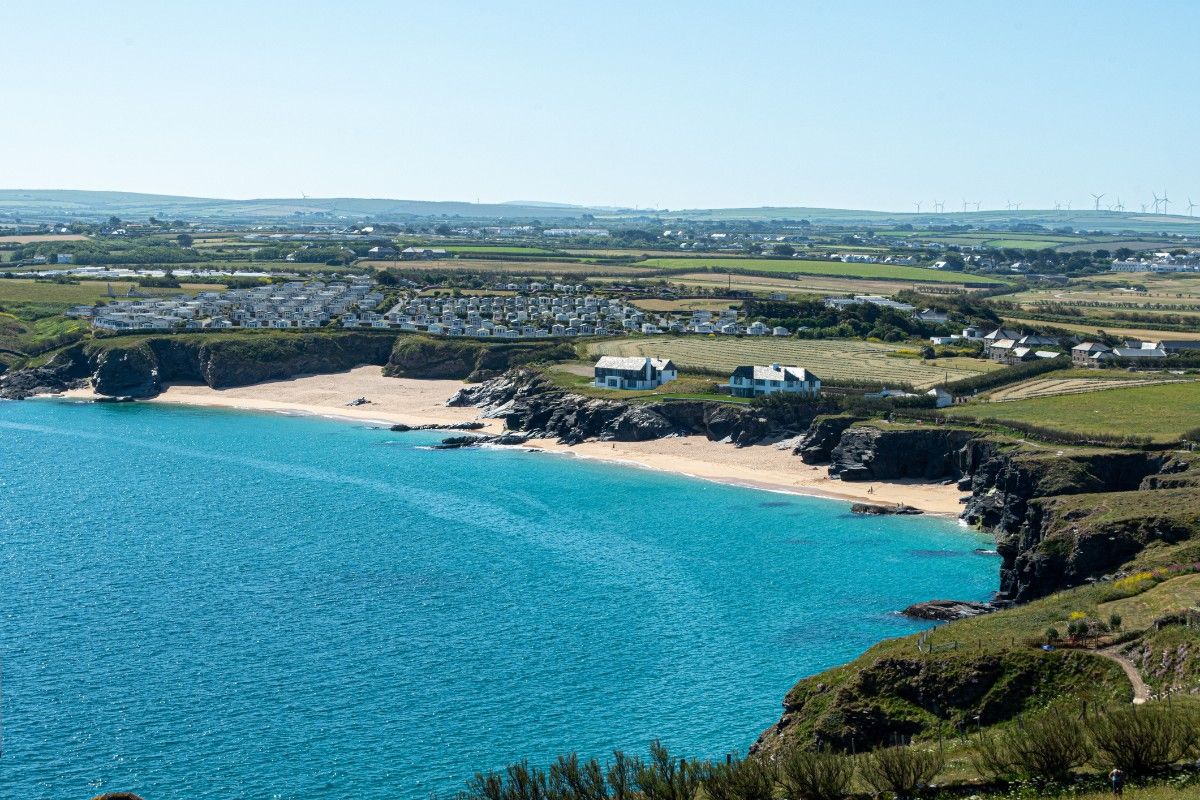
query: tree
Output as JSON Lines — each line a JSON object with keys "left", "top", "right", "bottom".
{"left": 775, "top": 244, "right": 796, "bottom": 257}
{"left": 108, "top": 215, "right": 122, "bottom": 227}
{"left": 1087, "top": 704, "right": 1200, "bottom": 776}
{"left": 176, "top": 233, "right": 194, "bottom": 248}
{"left": 434, "top": 223, "right": 452, "bottom": 236}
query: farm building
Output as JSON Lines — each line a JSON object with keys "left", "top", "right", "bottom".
{"left": 1071, "top": 342, "right": 1112, "bottom": 367}
{"left": 593, "top": 356, "right": 677, "bottom": 390}
{"left": 726, "top": 363, "right": 820, "bottom": 399}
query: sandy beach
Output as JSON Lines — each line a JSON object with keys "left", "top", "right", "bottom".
{"left": 56, "top": 367, "right": 965, "bottom": 515}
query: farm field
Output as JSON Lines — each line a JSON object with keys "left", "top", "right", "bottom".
{"left": 629, "top": 298, "right": 740, "bottom": 312}
{"left": 943, "top": 380, "right": 1200, "bottom": 442}
{"left": 0, "top": 233, "right": 89, "bottom": 244}
{"left": 587, "top": 336, "right": 997, "bottom": 388}
{"left": 444, "top": 245, "right": 561, "bottom": 255}
{"left": 999, "top": 314, "right": 1191, "bottom": 342}
{"left": 357, "top": 258, "right": 649, "bottom": 276}
{"left": 637, "top": 271, "right": 973, "bottom": 297}
{"left": 987, "top": 376, "right": 1190, "bottom": 402}
{"left": 0, "top": 279, "right": 225, "bottom": 307}
{"left": 635, "top": 256, "right": 1007, "bottom": 284}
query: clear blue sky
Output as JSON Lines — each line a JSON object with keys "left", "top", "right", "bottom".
{"left": 6, "top": 1, "right": 1198, "bottom": 212}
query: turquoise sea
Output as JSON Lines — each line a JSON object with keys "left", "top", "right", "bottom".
{"left": 0, "top": 399, "right": 997, "bottom": 799}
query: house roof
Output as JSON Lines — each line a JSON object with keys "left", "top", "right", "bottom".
{"left": 1072, "top": 341, "right": 1111, "bottom": 352}
{"left": 595, "top": 356, "right": 674, "bottom": 371}
{"left": 730, "top": 364, "right": 817, "bottom": 382}
{"left": 1112, "top": 347, "right": 1167, "bottom": 358}
{"left": 990, "top": 339, "right": 1016, "bottom": 349}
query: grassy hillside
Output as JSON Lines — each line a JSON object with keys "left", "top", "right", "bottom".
{"left": 944, "top": 381, "right": 1200, "bottom": 443}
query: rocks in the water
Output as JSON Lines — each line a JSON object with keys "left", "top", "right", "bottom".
{"left": 94, "top": 395, "right": 137, "bottom": 403}
{"left": 901, "top": 599, "right": 993, "bottom": 621}
{"left": 389, "top": 421, "right": 485, "bottom": 432}
{"left": 850, "top": 502, "right": 923, "bottom": 516}
{"left": 434, "top": 433, "right": 530, "bottom": 449}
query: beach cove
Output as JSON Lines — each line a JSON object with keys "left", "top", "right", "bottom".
{"left": 0, "top": 394, "right": 996, "bottom": 798}
{"left": 59, "top": 367, "right": 965, "bottom": 515}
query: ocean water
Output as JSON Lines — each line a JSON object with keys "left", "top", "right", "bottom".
{"left": 0, "top": 399, "right": 997, "bottom": 799}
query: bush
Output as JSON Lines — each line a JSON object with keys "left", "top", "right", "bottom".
{"left": 969, "top": 707, "right": 1091, "bottom": 784}
{"left": 701, "top": 754, "right": 775, "bottom": 800}
{"left": 1087, "top": 704, "right": 1200, "bottom": 776}
{"left": 858, "top": 745, "right": 943, "bottom": 799}
{"left": 777, "top": 747, "right": 853, "bottom": 800}
{"left": 634, "top": 741, "right": 709, "bottom": 800}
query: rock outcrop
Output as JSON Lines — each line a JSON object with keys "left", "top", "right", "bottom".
{"left": 434, "top": 433, "right": 530, "bottom": 449}
{"left": 1, "top": 332, "right": 398, "bottom": 399}
{"left": 829, "top": 425, "right": 978, "bottom": 481}
{"left": 850, "top": 502, "right": 923, "bottom": 516}
{"left": 901, "top": 599, "right": 992, "bottom": 621}
{"left": 795, "top": 415, "right": 863, "bottom": 463}
{"left": 449, "top": 370, "right": 836, "bottom": 446}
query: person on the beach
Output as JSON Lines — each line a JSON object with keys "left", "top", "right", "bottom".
{"left": 1109, "top": 767, "right": 1124, "bottom": 796}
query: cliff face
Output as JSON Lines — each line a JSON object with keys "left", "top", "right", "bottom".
{"left": 828, "top": 425, "right": 977, "bottom": 481}
{"left": 384, "top": 336, "right": 577, "bottom": 381}
{"left": 0, "top": 332, "right": 399, "bottom": 399}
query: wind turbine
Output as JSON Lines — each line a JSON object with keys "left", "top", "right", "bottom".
{"left": 1013, "top": 201, "right": 1021, "bottom": 211}
{"left": 1114, "top": 197, "right": 1124, "bottom": 212}
{"left": 1161, "top": 191, "right": 1171, "bottom": 214}
{"left": 962, "top": 199, "right": 969, "bottom": 213}
{"left": 1054, "top": 201, "right": 1061, "bottom": 211}
{"left": 914, "top": 201, "right": 922, "bottom": 214}
{"left": 934, "top": 200, "right": 945, "bottom": 213}
{"left": 1006, "top": 200, "right": 1014, "bottom": 211}
{"left": 1188, "top": 198, "right": 1198, "bottom": 217}
{"left": 974, "top": 200, "right": 982, "bottom": 211}
{"left": 1091, "top": 193, "right": 1104, "bottom": 211}
{"left": 1152, "top": 193, "right": 1162, "bottom": 213}
{"left": 1066, "top": 200, "right": 1072, "bottom": 211}
{"left": 1141, "top": 202, "right": 1149, "bottom": 213}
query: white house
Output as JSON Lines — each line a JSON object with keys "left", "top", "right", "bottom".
{"left": 926, "top": 388, "right": 954, "bottom": 408}
{"left": 593, "top": 356, "right": 677, "bottom": 390}
{"left": 727, "top": 363, "right": 820, "bottom": 399}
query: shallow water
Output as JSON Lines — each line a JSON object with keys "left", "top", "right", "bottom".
{"left": 0, "top": 399, "right": 996, "bottom": 798}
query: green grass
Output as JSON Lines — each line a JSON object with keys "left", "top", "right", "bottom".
{"left": 539, "top": 363, "right": 749, "bottom": 403}
{"left": 635, "top": 256, "right": 1007, "bottom": 283}
{"left": 588, "top": 336, "right": 997, "bottom": 389}
{"left": 944, "top": 381, "right": 1200, "bottom": 442}
{"left": 444, "top": 245, "right": 560, "bottom": 255}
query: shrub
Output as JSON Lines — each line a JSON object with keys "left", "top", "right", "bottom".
{"left": 1109, "top": 613, "right": 1123, "bottom": 631}
{"left": 634, "top": 741, "right": 709, "bottom": 800}
{"left": 1087, "top": 704, "right": 1200, "bottom": 776}
{"left": 858, "top": 745, "right": 944, "bottom": 799}
{"left": 968, "top": 707, "right": 1091, "bottom": 784}
{"left": 701, "top": 754, "right": 775, "bottom": 800}
{"left": 777, "top": 747, "right": 854, "bottom": 800}
{"left": 1046, "top": 627, "right": 1061, "bottom": 643}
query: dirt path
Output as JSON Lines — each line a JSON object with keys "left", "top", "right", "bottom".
{"left": 1095, "top": 646, "right": 1150, "bottom": 704}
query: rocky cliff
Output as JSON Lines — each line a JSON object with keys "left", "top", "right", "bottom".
{"left": 828, "top": 424, "right": 977, "bottom": 481}
{"left": 0, "top": 332, "right": 399, "bottom": 399}
{"left": 384, "top": 336, "right": 577, "bottom": 381}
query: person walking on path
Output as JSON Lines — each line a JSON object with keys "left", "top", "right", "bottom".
{"left": 1109, "top": 767, "right": 1125, "bottom": 796}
